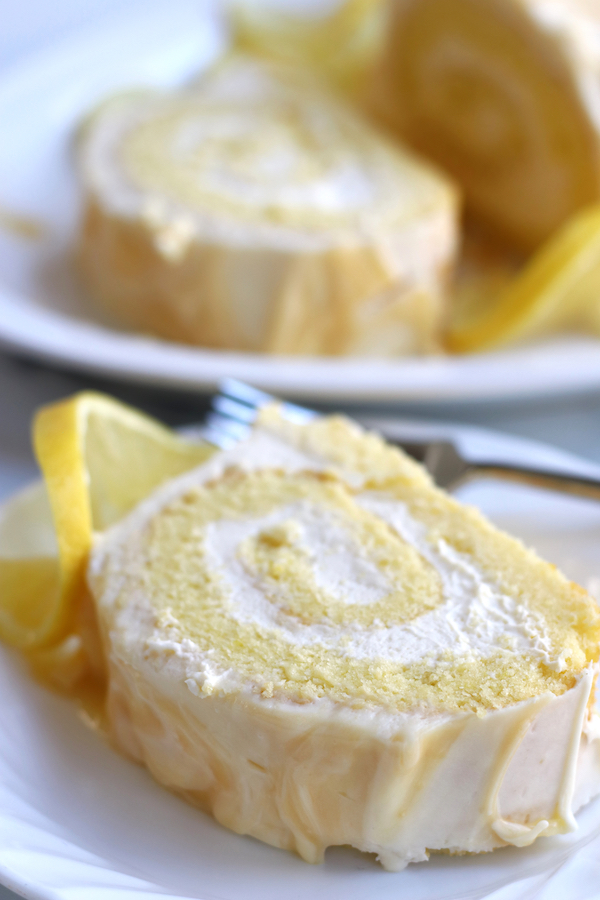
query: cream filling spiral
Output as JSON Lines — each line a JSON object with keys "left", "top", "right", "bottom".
{"left": 198, "top": 494, "right": 560, "bottom": 669}
{"left": 95, "top": 426, "right": 582, "bottom": 713}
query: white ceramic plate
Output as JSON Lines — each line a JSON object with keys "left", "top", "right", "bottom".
{"left": 2, "top": 1, "right": 600, "bottom": 404}
{"left": 2, "top": 419, "right": 600, "bottom": 900}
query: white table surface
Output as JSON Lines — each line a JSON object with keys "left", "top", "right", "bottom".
{"left": 4, "top": 3, "right": 600, "bottom": 897}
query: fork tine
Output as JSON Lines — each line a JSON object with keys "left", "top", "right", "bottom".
{"left": 201, "top": 422, "right": 249, "bottom": 449}
{"left": 202, "top": 377, "right": 318, "bottom": 449}
{"left": 204, "top": 382, "right": 463, "bottom": 492}
{"left": 217, "top": 379, "right": 317, "bottom": 424}
{"left": 200, "top": 425, "right": 240, "bottom": 449}
{"left": 205, "top": 412, "right": 252, "bottom": 441}
{"left": 213, "top": 395, "right": 259, "bottom": 424}
{"left": 219, "top": 378, "right": 275, "bottom": 408}
{"left": 277, "top": 401, "right": 318, "bottom": 424}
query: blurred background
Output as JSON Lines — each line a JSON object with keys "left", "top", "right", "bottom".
{"left": 1, "top": 0, "right": 600, "bottom": 504}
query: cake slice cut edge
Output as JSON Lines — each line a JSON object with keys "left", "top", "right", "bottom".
{"left": 88, "top": 407, "right": 600, "bottom": 870}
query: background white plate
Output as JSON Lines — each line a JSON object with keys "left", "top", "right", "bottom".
{"left": 2, "top": 0, "right": 600, "bottom": 404}
{"left": 2, "top": 420, "right": 600, "bottom": 900}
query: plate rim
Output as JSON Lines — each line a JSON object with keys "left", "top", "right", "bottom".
{"left": 3, "top": 294, "right": 600, "bottom": 404}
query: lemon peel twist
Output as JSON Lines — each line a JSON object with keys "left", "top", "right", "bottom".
{"left": 447, "top": 204, "right": 600, "bottom": 352}
{"left": 0, "top": 393, "right": 213, "bottom": 688}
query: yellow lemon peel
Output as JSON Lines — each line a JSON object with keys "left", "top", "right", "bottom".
{"left": 0, "top": 392, "right": 213, "bottom": 686}
{"left": 447, "top": 204, "right": 600, "bottom": 353}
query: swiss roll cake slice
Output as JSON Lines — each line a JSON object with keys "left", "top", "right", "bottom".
{"left": 89, "top": 407, "right": 600, "bottom": 871}
{"left": 76, "top": 54, "right": 458, "bottom": 355}
{"left": 372, "top": 0, "right": 600, "bottom": 250}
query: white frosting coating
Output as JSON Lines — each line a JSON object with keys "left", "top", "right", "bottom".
{"left": 89, "top": 423, "right": 600, "bottom": 870}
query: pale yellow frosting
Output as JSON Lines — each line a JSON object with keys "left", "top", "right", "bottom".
{"left": 89, "top": 412, "right": 600, "bottom": 869}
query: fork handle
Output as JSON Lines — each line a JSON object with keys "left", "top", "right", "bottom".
{"left": 464, "top": 463, "right": 600, "bottom": 502}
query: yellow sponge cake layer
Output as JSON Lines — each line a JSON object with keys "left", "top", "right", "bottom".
{"left": 89, "top": 411, "right": 600, "bottom": 869}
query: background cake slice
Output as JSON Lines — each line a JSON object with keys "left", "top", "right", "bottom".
{"left": 88, "top": 408, "right": 600, "bottom": 870}
{"left": 76, "top": 54, "right": 458, "bottom": 356}
{"left": 372, "top": 0, "right": 600, "bottom": 250}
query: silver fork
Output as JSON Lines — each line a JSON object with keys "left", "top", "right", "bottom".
{"left": 203, "top": 379, "right": 600, "bottom": 501}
